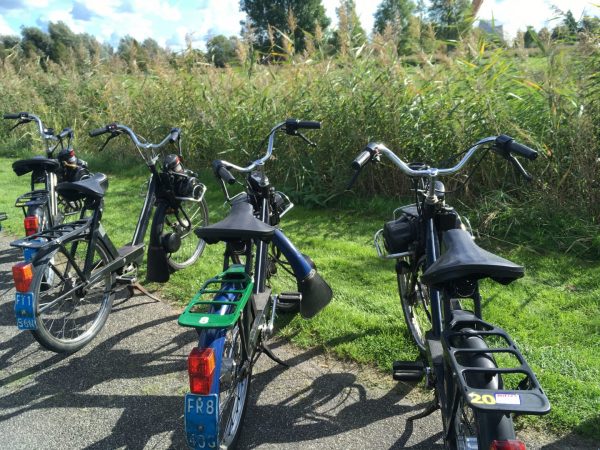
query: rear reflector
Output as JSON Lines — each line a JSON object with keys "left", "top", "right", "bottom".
{"left": 188, "top": 347, "right": 216, "bottom": 395}
{"left": 12, "top": 262, "right": 34, "bottom": 292}
{"left": 24, "top": 215, "right": 39, "bottom": 236}
{"left": 490, "top": 440, "right": 527, "bottom": 450}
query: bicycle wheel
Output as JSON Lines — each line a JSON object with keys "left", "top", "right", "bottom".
{"left": 397, "top": 255, "right": 431, "bottom": 355}
{"left": 31, "top": 236, "right": 115, "bottom": 353}
{"left": 216, "top": 319, "right": 251, "bottom": 448}
{"left": 447, "top": 332, "right": 516, "bottom": 450}
{"left": 152, "top": 198, "right": 208, "bottom": 271}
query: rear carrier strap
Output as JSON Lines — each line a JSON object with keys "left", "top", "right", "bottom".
{"left": 442, "top": 314, "right": 550, "bottom": 415}
{"left": 178, "top": 265, "right": 254, "bottom": 329}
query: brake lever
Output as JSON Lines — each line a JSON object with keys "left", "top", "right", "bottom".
{"left": 297, "top": 132, "right": 317, "bottom": 147}
{"left": 9, "top": 120, "right": 29, "bottom": 132}
{"left": 507, "top": 154, "right": 533, "bottom": 182}
{"left": 99, "top": 133, "right": 117, "bottom": 152}
{"left": 346, "top": 168, "right": 362, "bottom": 190}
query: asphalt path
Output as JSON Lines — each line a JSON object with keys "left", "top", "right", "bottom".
{"left": 0, "top": 233, "right": 594, "bottom": 450}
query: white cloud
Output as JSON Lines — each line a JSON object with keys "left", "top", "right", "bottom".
{"left": 0, "top": 16, "right": 17, "bottom": 35}
{"left": 45, "top": 9, "right": 85, "bottom": 33}
{"left": 25, "top": 0, "right": 49, "bottom": 7}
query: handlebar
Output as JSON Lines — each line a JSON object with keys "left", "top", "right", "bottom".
{"left": 89, "top": 122, "right": 180, "bottom": 151}
{"left": 215, "top": 118, "right": 321, "bottom": 175}
{"left": 4, "top": 112, "right": 63, "bottom": 154}
{"left": 349, "top": 135, "right": 537, "bottom": 185}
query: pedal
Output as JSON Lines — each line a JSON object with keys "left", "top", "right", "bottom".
{"left": 392, "top": 360, "right": 425, "bottom": 382}
{"left": 277, "top": 292, "right": 302, "bottom": 304}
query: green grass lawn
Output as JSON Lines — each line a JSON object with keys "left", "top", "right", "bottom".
{"left": 0, "top": 156, "right": 598, "bottom": 440}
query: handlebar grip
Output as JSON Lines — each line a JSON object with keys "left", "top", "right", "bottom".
{"left": 285, "top": 118, "right": 321, "bottom": 130}
{"left": 169, "top": 127, "right": 181, "bottom": 143}
{"left": 507, "top": 140, "right": 538, "bottom": 160}
{"left": 212, "top": 160, "right": 236, "bottom": 185}
{"left": 496, "top": 135, "right": 538, "bottom": 160}
{"left": 351, "top": 150, "right": 372, "bottom": 170}
{"left": 89, "top": 126, "right": 109, "bottom": 137}
{"left": 3, "top": 113, "right": 23, "bottom": 120}
{"left": 58, "top": 127, "right": 73, "bottom": 139}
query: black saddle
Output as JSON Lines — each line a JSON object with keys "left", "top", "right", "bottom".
{"left": 421, "top": 229, "right": 524, "bottom": 287}
{"left": 195, "top": 201, "right": 275, "bottom": 244}
{"left": 56, "top": 173, "right": 108, "bottom": 201}
{"left": 13, "top": 157, "right": 60, "bottom": 176}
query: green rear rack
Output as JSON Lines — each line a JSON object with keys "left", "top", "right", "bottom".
{"left": 178, "top": 265, "right": 253, "bottom": 329}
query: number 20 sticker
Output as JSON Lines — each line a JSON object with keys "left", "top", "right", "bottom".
{"left": 468, "top": 392, "right": 496, "bottom": 405}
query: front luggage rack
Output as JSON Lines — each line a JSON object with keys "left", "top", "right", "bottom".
{"left": 374, "top": 229, "right": 414, "bottom": 259}
{"left": 443, "top": 315, "right": 550, "bottom": 415}
{"left": 178, "top": 265, "right": 254, "bottom": 329}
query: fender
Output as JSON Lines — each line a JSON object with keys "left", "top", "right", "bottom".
{"left": 271, "top": 229, "right": 332, "bottom": 318}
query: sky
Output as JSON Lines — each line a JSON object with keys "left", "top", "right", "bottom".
{"left": 0, "top": 0, "right": 598, "bottom": 51}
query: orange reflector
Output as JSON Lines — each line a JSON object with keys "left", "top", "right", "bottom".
{"left": 12, "top": 262, "right": 34, "bottom": 292}
{"left": 24, "top": 215, "right": 39, "bottom": 236}
{"left": 188, "top": 347, "right": 216, "bottom": 395}
{"left": 490, "top": 440, "right": 526, "bottom": 450}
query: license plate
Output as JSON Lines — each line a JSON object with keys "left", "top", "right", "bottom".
{"left": 15, "top": 292, "right": 37, "bottom": 330}
{"left": 184, "top": 393, "right": 219, "bottom": 449}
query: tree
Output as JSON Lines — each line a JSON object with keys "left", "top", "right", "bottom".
{"left": 524, "top": 26, "right": 536, "bottom": 48}
{"left": 564, "top": 10, "right": 578, "bottom": 37}
{"left": 21, "top": 27, "right": 52, "bottom": 59}
{"left": 428, "top": 0, "right": 472, "bottom": 41}
{"left": 372, "top": 0, "right": 415, "bottom": 54}
{"left": 331, "top": 0, "right": 366, "bottom": 54}
{"left": 206, "top": 35, "right": 238, "bottom": 67}
{"left": 240, "top": 0, "right": 330, "bottom": 54}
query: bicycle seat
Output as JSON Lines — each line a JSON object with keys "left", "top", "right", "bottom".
{"left": 421, "top": 229, "right": 524, "bottom": 287}
{"left": 195, "top": 201, "right": 275, "bottom": 244}
{"left": 12, "top": 157, "right": 60, "bottom": 176}
{"left": 56, "top": 173, "right": 108, "bottom": 201}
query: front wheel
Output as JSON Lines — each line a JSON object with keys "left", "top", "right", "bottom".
{"left": 31, "top": 237, "right": 115, "bottom": 353}
{"left": 397, "top": 255, "right": 431, "bottom": 356}
{"left": 152, "top": 198, "right": 208, "bottom": 271}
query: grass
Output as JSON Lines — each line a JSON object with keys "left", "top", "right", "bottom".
{"left": 0, "top": 155, "right": 598, "bottom": 440}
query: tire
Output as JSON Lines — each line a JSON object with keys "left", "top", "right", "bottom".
{"left": 214, "top": 320, "right": 251, "bottom": 448}
{"left": 397, "top": 255, "right": 431, "bottom": 356}
{"left": 151, "top": 198, "right": 208, "bottom": 271}
{"left": 31, "top": 236, "right": 115, "bottom": 353}
{"left": 447, "top": 330, "right": 516, "bottom": 450}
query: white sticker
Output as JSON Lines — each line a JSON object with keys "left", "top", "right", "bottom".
{"left": 199, "top": 317, "right": 209, "bottom": 324}
{"left": 495, "top": 393, "right": 521, "bottom": 405}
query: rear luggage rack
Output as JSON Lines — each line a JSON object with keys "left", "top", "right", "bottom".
{"left": 443, "top": 315, "right": 550, "bottom": 415}
{"left": 15, "top": 190, "right": 49, "bottom": 208}
{"left": 178, "top": 265, "right": 253, "bottom": 329}
{"left": 10, "top": 218, "right": 92, "bottom": 250}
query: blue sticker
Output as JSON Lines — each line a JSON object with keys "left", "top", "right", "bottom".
{"left": 15, "top": 292, "right": 37, "bottom": 330}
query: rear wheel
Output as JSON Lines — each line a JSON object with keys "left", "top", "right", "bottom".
{"left": 217, "top": 319, "right": 251, "bottom": 448}
{"left": 31, "top": 237, "right": 115, "bottom": 353}
{"left": 26, "top": 204, "right": 50, "bottom": 233}
{"left": 152, "top": 198, "right": 208, "bottom": 271}
{"left": 447, "top": 331, "right": 516, "bottom": 450}
{"left": 397, "top": 255, "right": 431, "bottom": 355}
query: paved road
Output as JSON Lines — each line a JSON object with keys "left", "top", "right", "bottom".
{"left": 0, "top": 234, "right": 594, "bottom": 450}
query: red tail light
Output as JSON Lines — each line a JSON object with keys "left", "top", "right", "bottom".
{"left": 188, "top": 347, "right": 216, "bottom": 395}
{"left": 490, "top": 440, "right": 526, "bottom": 450}
{"left": 24, "top": 215, "right": 39, "bottom": 236}
{"left": 12, "top": 262, "right": 34, "bottom": 292}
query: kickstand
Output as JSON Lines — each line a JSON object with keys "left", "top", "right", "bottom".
{"left": 127, "top": 282, "right": 161, "bottom": 302}
{"left": 260, "top": 342, "right": 289, "bottom": 367}
{"left": 408, "top": 399, "right": 440, "bottom": 421}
